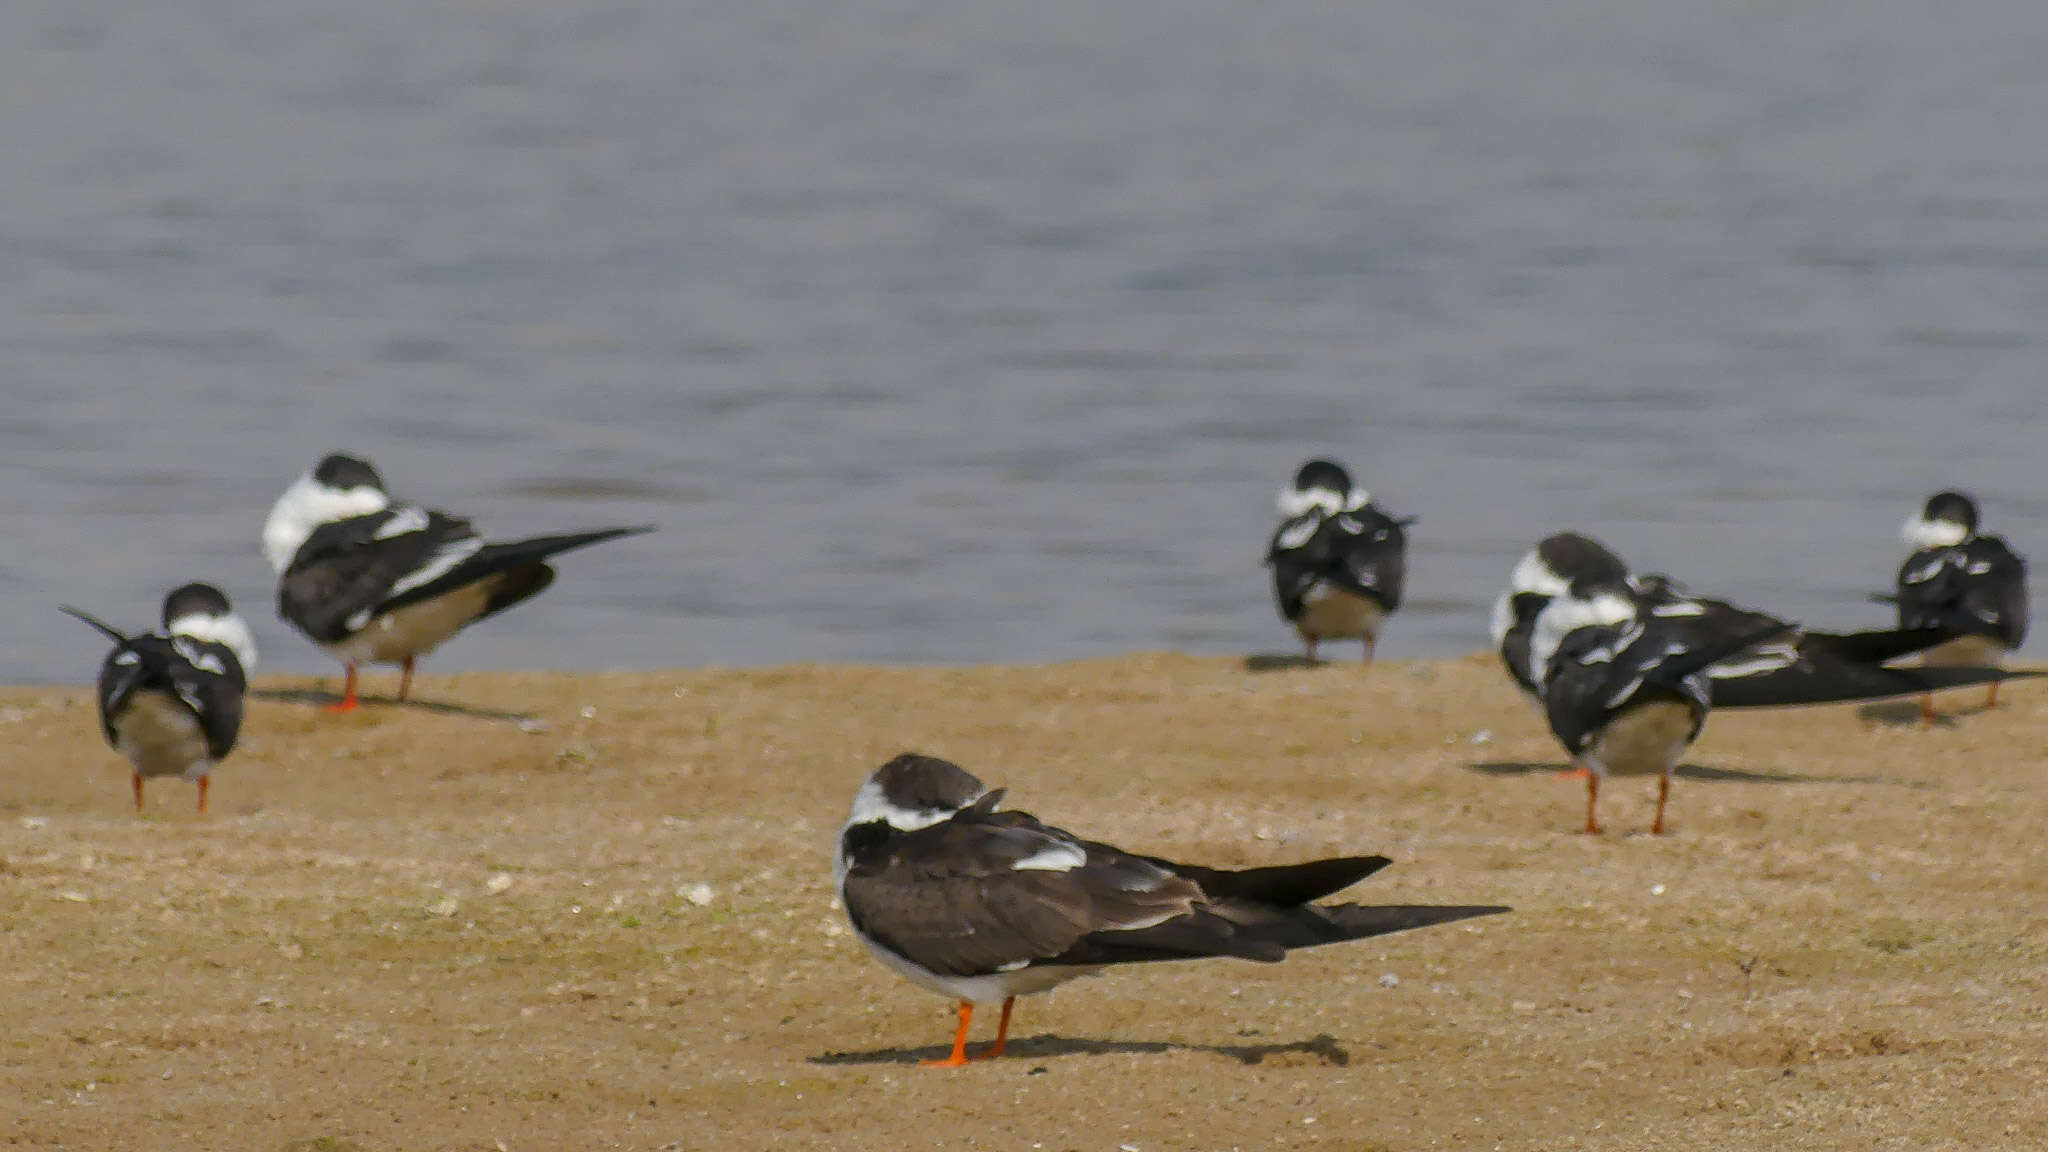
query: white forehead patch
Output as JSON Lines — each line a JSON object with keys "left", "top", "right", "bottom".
{"left": 844, "top": 777, "right": 981, "bottom": 832}
{"left": 1509, "top": 549, "right": 1569, "bottom": 598}
{"left": 1276, "top": 484, "right": 1373, "bottom": 519}
{"left": 262, "top": 473, "right": 390, "bottom": 572}
{"left": 1902, "top": 513, "right": 1969, "bottom": 551}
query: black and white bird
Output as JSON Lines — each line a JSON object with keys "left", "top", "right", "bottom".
{"left": 1892, "top": 491, "right": 2030, "bottom": 720}
{"left": 1493, "top": 531, "right": 2004, "bottom": 712}
{"left": 61, "top": 583, "right": 255, "bottom": 815}
{"left": 1491, "top": 532, "right": 1631, "bottom": 697}
{"left": 1525, "top": 573, "right": 2039, "bottom": 835}
{"left": 1530, "top": 579, "right": 1789, "bottom": 835}
{"left": 1266, "top": 459, "right": 1412, "bottom": 663}
{"left": 261, "top": 453, "right": 652, "bottom": 711}
{"left": 835, "top": 753, "right": 1506, "bottom": 1066}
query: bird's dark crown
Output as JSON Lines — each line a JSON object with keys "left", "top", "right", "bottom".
{"left": 1290, "top": 458, "right": 1353, "bottom": 494}
{"left": 1536, "top": 532, "right": 1631, "bottom": 587}
{"left": 1922, "top": 490, "right": 1979, "bottom": 532}
{"left": 313, "top": 453, "right": 386, "bottom": 493}
{"left": 868, "top": 753, "right": 988, "bottom": 814}
{"left": 161, "top": 582, "right": 232, "bottom": 627}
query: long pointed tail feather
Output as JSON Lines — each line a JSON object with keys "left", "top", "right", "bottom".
{"left": 1280, "top": 902, "right": 1509, "bottom": 951}
{"left": 1710, "top": 663, "right": 2044, "bottom": 710}
{"left": 1146, "top": 855, "right": 1394, "bottom": 906}
{"left": 381, "top": 525, "right": 653, "bottom": 615}
{"left": 59, "top": 605, "right": 135, "bottom": 648}
{"left": 1808, "top": 625, "right": 1953, "bottom": 665}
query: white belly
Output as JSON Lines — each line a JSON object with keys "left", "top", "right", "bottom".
{"left": 1587, "top": 700, "right": 1696, "bottom": 778}
{"left": 112, "top": 691, "right": 213, "bottom": 781}
{"left": 858, "top": 935, "right": 1102, "bottom": 1005}
{"left": 326, "top": 582, "right": 497, "bottom": 666}
{"left": 1918, "top": 635, "right": 2009, "bottom": 668}
{"left": 1294, "top": 585, "right": 1385, "bottom": 644}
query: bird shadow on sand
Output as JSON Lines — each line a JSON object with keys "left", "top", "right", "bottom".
{"left": 1465, "top": 760, "right": 1932, "bottom": 789}
{"left": 1243, "top": 652, "right": 1323, "bottom": 673}
{"left": 1852, "top": 699, "right": 1994, "bottom": 729}
{"left": 811, "top": 1030, "right": 1352, "bottom": 1068}
{"left": 247, "top": 687, "right": 536, "bottom": 725}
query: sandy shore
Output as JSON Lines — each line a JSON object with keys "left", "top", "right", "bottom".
{"left": 2, "top": 653, "right": 2044, "bottom": 1150}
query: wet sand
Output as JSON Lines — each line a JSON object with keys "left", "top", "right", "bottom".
{"left": 2, "top": 653, "right": 2044, "bottom": 1150}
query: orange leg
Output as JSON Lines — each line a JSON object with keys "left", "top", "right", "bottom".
{"left": 197, "top": 775, "right": 210, "bottom": 817}
{"left": 1583, "top": 772, "right": 1604, "bottom": 836}
{"left": 1305, "top": 638, "right": 1318, "bottom": 663}
{"left": 397, "top": 657, "right": 415, "bottom": 703}
{"left": 921, "top": 1001, "right": 974, "bottom": 1068}
{"left": 1361, "top": 636, "right": 1376, "bottom": 664}
{"left": 1986, "top": 680, "right": 2000, "bottom": 710}
{"left": 1651, "top": 766, "right": 1672, "bottom": 836}
{"left": 326, "top": 665, "right": 361, "bottom": 713}
{"left": 1919, "top": 692, "right": 1935, "bottom": 725}
{"left": 1555, "top": 764, "right": 1591, "bottom": 781}
{"left": 132, "top": 771, "right": 144, "bottom": 814}
{"left": 975, "top": 997, "right": 1016, "bottom": 1061}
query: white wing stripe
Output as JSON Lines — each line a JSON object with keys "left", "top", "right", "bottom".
{"left": 1012, "top": 844, "right": 1087, "bottom": 872}
{"left": 374, "top": 506, "right": 431, "bottom": 539}
{"left": 388, "top": 537, "right": 487, "bottom": 598}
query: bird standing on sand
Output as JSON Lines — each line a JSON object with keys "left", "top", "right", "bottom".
{"left": 1892, "top": 491, "right": 2030, "bottom": 721}
{"left": 1530, "top": 578, "right": 1791, "bottom": 835}
{"left": 1494, "top": 531, "right": 2012, "bottom": 712}
{"left": 261, "top": 453, "right": 652, "bottom": 711}
{"left": 62, "top": 583, "right": 254, "bottom": 815}
{"left": 836, "top": 753, "right": 1506, "bottom": 1067}
{"left": 1266, "top": 459, "right": 1411, "bottom": 663}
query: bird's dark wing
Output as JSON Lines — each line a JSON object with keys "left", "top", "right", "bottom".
{"left": 1071, "top": 833, "right": 1503, "bottom": 958}
{"left": 1542, "top": 613, "right": 1775, "bottom": 753}
{"left": 1709, "top": 657, "right": 2045, "bottom": 709}
{"left": 1894, "top": 538, "right": 2029, "bottom": 647}
{"left": 1894, "top": 546, "right": 1969, "bottom": 629}
{"left": 841, "top": 810, "right": 1231, "bottom": 978}
{"left": 93, "top": 637, "right": 170, "bottom": 748}
{"left": 377, "top": 525, "right": 653, "bottom": 619}
{"left": 167, "top": 638, "right": 247, "bottom": 758}
{"left": 1320, "top": 506, "right": 1408, "bottom": 611}
{"left": 1125, "top": 853, "right": 1392, "bottom": 906}
{"left": 277, "top": 506, "right": 484, "bottom": 643}
{"left": 1636, "top": 584, "right": 1794, "bottom": 643}
{"left": 1268, "top": 507, "right": 1407, "bottom": 617}
{"left": 1803, "top": 626, "right": 1955, "bottom": 666}
{"left": 1267, "top": 512, "right": 1329, "bottom": 621}
{"left": 86, "top": 632, "right": 242, "bottom": 758}
{"left": 1963, "top": 535, "right": 2029, "bottom": 647}
{"left": 1542, "top": 623, "right": 1658, "bottom": 753}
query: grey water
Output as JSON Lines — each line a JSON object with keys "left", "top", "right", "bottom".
{"left": 4, "top": 0, "right": 2045, "bottom": 682}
